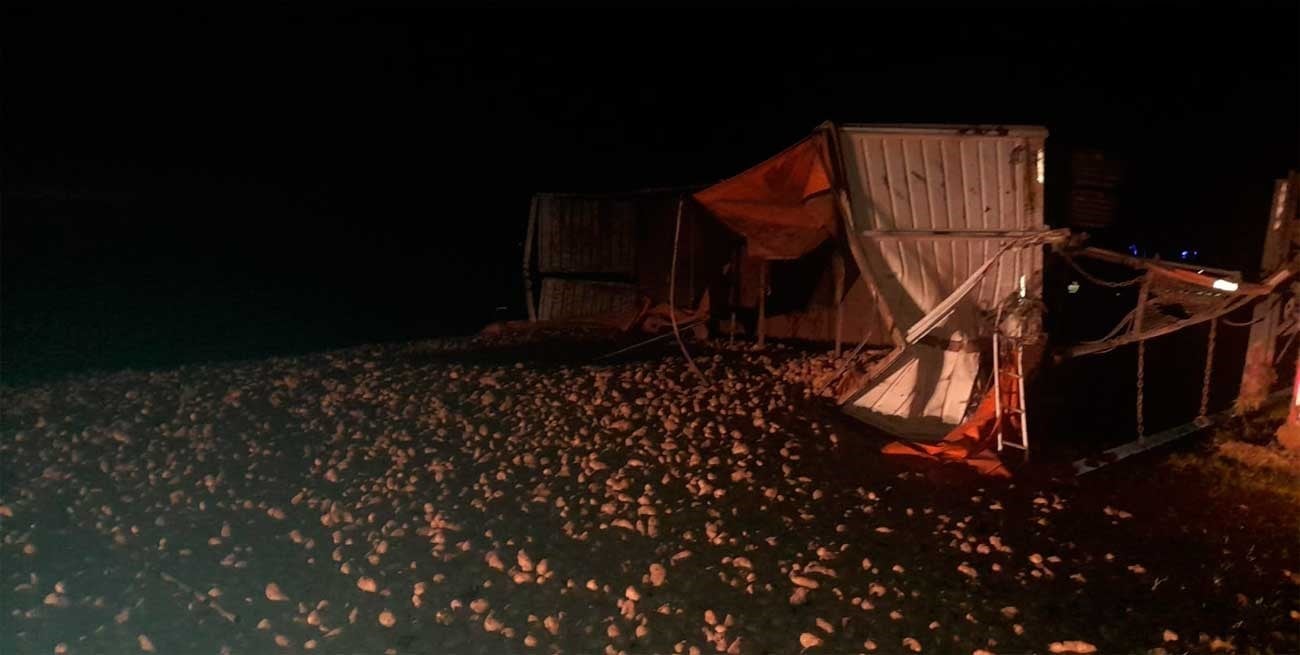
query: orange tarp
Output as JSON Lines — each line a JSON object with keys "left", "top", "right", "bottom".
{"left": 880, "top": 351, "right": 1022, "bottom": 477}
{"left": 693, "top": 132, "right": 837, "bottom": 260}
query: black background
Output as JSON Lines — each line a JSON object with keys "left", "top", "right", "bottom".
{"left": 3, "top": 10, "right": 1297, "bottom": 384}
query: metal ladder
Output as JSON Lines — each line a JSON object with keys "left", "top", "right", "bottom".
{"left": 992, "top": 330, "right": 1030, "bottom": 457}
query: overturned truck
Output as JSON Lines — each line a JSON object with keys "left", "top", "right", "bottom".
{"left": 523, "top": 124, "right": 1299, "bottom": 471}
{"left": 524, "top": 123, "right": 1059, "bottom": 449}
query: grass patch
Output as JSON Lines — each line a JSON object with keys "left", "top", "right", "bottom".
{"left": 1168, "top": 408, "right": 1300, "bottom": 504}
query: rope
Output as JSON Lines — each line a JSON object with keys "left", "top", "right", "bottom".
{"left": 669, "top": 198, "right": 709, "bottom": 385}
{"left": 1062, "top": 251, "right": 1146, "bottom": 288}
{"left": 1198, "top": 317, "right": 1217, "bottom": 422}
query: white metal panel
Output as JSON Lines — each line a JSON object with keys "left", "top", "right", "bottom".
{"left": 839, "top": 125, "right": 1047, "bottom": 437}
{"left": 846, "top": 345, "right": 980, "bottom": 438}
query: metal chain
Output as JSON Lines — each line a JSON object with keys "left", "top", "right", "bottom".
{"left": 1136, "top": 339, "right": 1145, "bottom": 439}
{"left": 1198, "top": 317, "right": 1217, "bottom": 422}
{"left": 1134, "top": 273, "right": 1150, "bottom": 440}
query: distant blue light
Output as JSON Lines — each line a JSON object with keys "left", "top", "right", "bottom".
{"left": 1179, "top": 250, "right": 1190, "bottom": 260}
{"left": 1128, "top": 244, "right": 1139, "bottom": 256}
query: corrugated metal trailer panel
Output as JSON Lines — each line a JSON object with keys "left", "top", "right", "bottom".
{"left": 838, "top": 125, "right": 1048, "bottom": 438}
{"left": 841, "top": 126, "right": 1046, "bottom": 326}
{"left": 529, "top": 192, "right": 728, "bottom": 321}
{"left": 844, "top": 346, "right": 982, "bottom": 439}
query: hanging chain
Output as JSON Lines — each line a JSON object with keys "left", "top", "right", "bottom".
{"left": 1136, "top": 338, "right": 1146, "bottom": 439}
{"left": 1133, "top": 273, "right": 1151, "bottom": 440}
{"left": 1198, "top": 317, "right": 1218, "bottom": 422}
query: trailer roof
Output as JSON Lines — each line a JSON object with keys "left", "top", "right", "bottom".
{"left": 839, "top": 123, "right": 1048, "bottom": 138}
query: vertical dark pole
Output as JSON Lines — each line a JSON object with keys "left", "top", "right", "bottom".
{"left": 523, "top": 196, "right": 539, "bottom": 321}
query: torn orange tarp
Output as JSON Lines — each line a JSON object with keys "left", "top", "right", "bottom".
{"left": 693, "top": 131, "right": 837, "bottom": 260}
{"left": 881, "top": 353, "right": 1022, "bottom": 477}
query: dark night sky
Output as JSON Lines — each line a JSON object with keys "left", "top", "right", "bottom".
{"left": 2, "top": 10, "right": 1297, "bottom": 381}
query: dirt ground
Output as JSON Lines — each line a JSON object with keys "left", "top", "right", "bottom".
{"left": 2, "top": 336, "right": 1297, "bottom": 655}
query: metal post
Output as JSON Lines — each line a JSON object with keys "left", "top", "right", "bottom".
{"left": 992, "top": 255, "right": 1006, "bottom": 452}
{"left": 993, "top": 331, "right": 1003, "bottom": 452}
{"left": 1015, "top": 340, "right": 1029, "bottom": 459}
{"left": 523, "top": 196, "right": 540, "bottom": 322}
